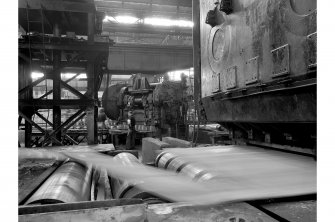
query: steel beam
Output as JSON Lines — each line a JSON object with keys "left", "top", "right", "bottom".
{"left": 62, "top": 113, "right": 86, "bottom": 133}
{"left": 19, "top": 111, "right": 63, "bottom": 146}
{"left": 86, "top": 57, "right": 98, "bottom": 145}
{"left": 19, "top": 0, "right": 96, "bottom": 13}
{"left": 192, "top": 0, "right": 201, "bottom": 114}
{"left": 38, "top": 73, "right": 82, "bottom": 99}
{"left": 19, "top": 111, "right": 46, "bottom": 137}
{"left": 64, "top": 134, "right": 79, "bottom": 145}
{"left": 34, "top": 111, "right": 82, "bottom": 145}
{"left": 35, "top": 112, "right": 53, "bottom": 127}
{"left": 19, "top": 99, "right": 96, "bottom": 108}
{"left": 85, "top": 13, "right": 99, "bottom": 145}
{"left": 19, "top": 42, "right": 111, "bottom": 52}
{"left": 19, "top": 76, "right": 46, "bottom": 96}
{"left": 24, "top": 115, "right": 33, "bottom": 148}
{"left": 31, "top": 61, "right": 88, "bottom": 68}
{"left": 41, "top": 108, "right": 86, "bottom": 146}
{"left": 19, "top": 52, "right": 87, "bottom": 96}
{"left": 52, "top": 48, "right": 62, "bottom": 145}
{"left": 60, "top": 80, "right": 87, "bottom": 100}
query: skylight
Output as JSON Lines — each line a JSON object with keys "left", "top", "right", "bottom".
{"left": 144, "top": 18, "right": 193, "bottom": 28}
{"left": 104, "top": 15, "right": 140, "bottom": 24}
{"left": 103, "top": 15, "right": 193, "bottom": 28}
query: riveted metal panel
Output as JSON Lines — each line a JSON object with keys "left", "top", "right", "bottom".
{"left": 212, "top": 72, "right": 221, "bottom": 93}
{"left": 199, "top": 0, "right": 316, "bottom": 124}
{"left": 225, "top": 66, "right": 237, "bottom": 90}
{"left": 245, "top": 57, "right": 259, "bottom": 85}
{"left": 271, "top": 44, "right": 290, "bottom": 78}
{"left": 307, "top": 32, "right": 317, "bottom": 68}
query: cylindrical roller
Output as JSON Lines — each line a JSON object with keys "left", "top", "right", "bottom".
{"left": 111, "top": 153, "right": 141, "bottom": 199}
{"left": 166, "top": 157, "right": 189, "bottom": 172}
{"left": 179, "top": 163, "right": 216, "bottom": 182}
{"left": 26, "top": 161, "right": 92, "bottom": 205}
{"left": 155, "top": 152, "right": 178, "bottom": 169}
{"left": 155, "top": 151, "right": 216, "bottom": 182}
{"left": 111, "top": 153, "right": 165, "bottom": 204}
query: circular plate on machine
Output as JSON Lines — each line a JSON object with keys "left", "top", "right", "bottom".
{"left": 208, "top": 24, "right": 232, "bottom": 73}
{"left": 289, "top": 0, "right": 316, "bottom": 15}
{"left": 281, "top": 0, "right": 316, "bottom": 36}
{"left": 101, "top": 83, "right": 128, "bottom": 120}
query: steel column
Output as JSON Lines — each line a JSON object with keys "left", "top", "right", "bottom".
{"left": 24, "top": 114, "right": 33, "bottom": 147}
{"left": 52, "top": 49, "right": 62, "bottom": 145}
{"left": 192, "top": 0, "right": 201, "bottom": 114}
{"left": 85, "top": 12, "right": 98, "bottom": 145}
{"left": 19, "top": 62, "right": 33, "bottom": 147}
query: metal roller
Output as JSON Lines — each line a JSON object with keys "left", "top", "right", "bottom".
{"left": 111, "top": 153, "right": 165, "bottom": 203}
{"left": 26, "top": 161, "right": 92, "bottom": 205}
{"left": 155, "top": 152, "right": 216, "bottom": 182}
{"left": 166, "top": 157, "right": 188, "bottom": 172}
{"left": 155, "top": 152, "right": 179, "bottom": 169}
{"left": 111, "top": 153, "right": 141, "bottom": 199}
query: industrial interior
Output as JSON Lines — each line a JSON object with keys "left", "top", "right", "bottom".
{"left": 18, "top": 0, "right": 316, "bottom": 221}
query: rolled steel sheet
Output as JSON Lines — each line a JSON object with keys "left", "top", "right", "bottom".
{"left": 26, "top": 161, "right": 92, "bottom": 205}
{"left": 111, "top": 153, "right": 140, "bottom": 199}
{"left": 110, "top": 153, "right": 165, "bottom": 204}
{"left": 111, "top": 153, "right": 154, "bottom": 200}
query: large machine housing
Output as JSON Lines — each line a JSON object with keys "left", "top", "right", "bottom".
{"left": 199, "top": 0, "right": 316, "bottom": 151}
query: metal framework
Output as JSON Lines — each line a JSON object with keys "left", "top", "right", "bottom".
{"left": 19, "top": 0, "right": 111, "bottom": 147}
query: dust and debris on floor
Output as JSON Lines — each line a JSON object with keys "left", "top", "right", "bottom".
{"left": 19, "top": 159, "right": 55, "bottom": 190}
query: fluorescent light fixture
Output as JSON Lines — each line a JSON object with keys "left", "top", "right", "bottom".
{"left": 115, "top": 15, "right": 139, "bottom": 24}
{"left": 144, "top": 18, "right": 193, "bottom": 27}
{"left": 31, "top": 72, "right": 44, "bottom": 79}
{"left": 104, "top": 15, "right": 193, "bottom": 27}
{"left": 103, "top": 16, "right": 117, "bottom": 23}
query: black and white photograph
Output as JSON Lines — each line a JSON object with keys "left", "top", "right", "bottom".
{"left": 1, "top": 0, "right": 333, "bottom": 221}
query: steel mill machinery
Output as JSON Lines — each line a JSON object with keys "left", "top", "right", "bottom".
{"left": 197, "top": 0, "right": 316, "bottom": 155}
{"left": 18, "top": 0, "right": 317, "bottom": 221}
{"left": 102, "top": 74, "right": 189, "bottom": 139}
